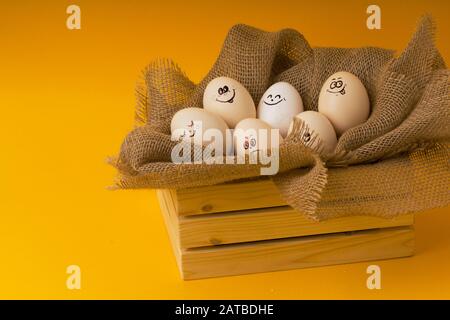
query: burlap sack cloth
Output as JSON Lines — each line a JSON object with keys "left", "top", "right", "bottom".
{"left": 109, "top": 15, "right": 449, "bottom": 221}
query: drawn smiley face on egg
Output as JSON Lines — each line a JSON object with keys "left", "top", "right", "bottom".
{"left": 257, "top": 82, "right": 304, "bottom": 138}
{"left": 243, "top": 134, "right": 258, "bottom": 153}
{"left": 177, "top": 120, "right": 199, "bottom": 140}
{"left": 263, "top": 93, "right": 286, "bottom": 106}
{"left": 318, "top": 71, "right": 370, "bottom": 135}
{"left": 203, "top": 77, "right": 256, "bottom": 128}
{"left": 326, "top": 77, "right": 347, "bottom": 96}
{"left": 171, "top": 107, "right": 231, "bottom": 154}
{"left": 215, "top": 85, "right": 236, "bottom": 103}
{"left": 233, "top": 118, "right": 283, "bottom": 157}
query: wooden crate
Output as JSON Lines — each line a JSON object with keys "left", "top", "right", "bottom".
{"left": 156, "top": 179, "right": 415, "bottom": 280}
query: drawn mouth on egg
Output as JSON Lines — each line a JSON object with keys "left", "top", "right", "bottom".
{"left": 216, "top": 89, "right": 236, "bottom": 103}
{"left": 327, "top": 84, "right": 347, "bottom": 95}
{"left": 263, "top": 98, "right": 286, "bottom": 106}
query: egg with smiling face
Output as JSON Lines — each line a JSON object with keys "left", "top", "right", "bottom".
{"left": 318, "top": 71, "right": 370, "bottom": 136}
{"left": 257, "top": 82, "right": 304, "bottom": 137}
{"left": 203, "top": 77, "right": 256, "bottom": 128}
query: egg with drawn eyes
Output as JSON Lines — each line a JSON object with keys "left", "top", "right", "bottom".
{"left": 257, "top": 82, "right": 303, "bottom": 137}
{"left": 203, "top": 77, "right": 256, "bottom": 128}
{"left": 171, "top": 107, "right": 232, "bottom": 155}
{"left": 318, "top": 71, "right": 370, "bottom": 136}
{"left": 233, "top": 118, "right": 283, "bottom": 157}
{"left": 288, "top": 111, "right": 337, "bottom": 154}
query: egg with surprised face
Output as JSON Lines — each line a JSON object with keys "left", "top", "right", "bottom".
{"left": 318, "top": 71, "right": 370, "bottom": 136}
{"left": 171, "top": 107, "right": 232, "bottom": 155}
{"left": 257, "top": 82, "right": 303, "bottom": 137}
{"left": 233, "top": 118, "right": 283, "bottom": 157}
{"left": 203, "top": 77, "right": 256, "bottom": 128}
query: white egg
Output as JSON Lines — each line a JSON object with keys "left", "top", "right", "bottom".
{"left": 318, "top": 71, "right": 370, "bottom": 135}
{"left": 288, "top": 111, "right": 337, "bottom": 154}
{"left": 171, "top": 107, "right": 232, "bottom": 155}
{"left": 257, "top": 82, "right": 303, "bottom": 137}
{"left": 233, "top": 118, "right": 283, "bottom": 157}
{"left": 203, "top": 77, "right": 256, "bottom": 128}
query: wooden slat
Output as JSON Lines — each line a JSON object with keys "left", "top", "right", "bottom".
{"left": 181, "top": 226, "right": 415, "bottom": 280}
{"left": 173, "top": 179, "right": 283, "bottom": 216}
{"left": 161, "top": 189, "right": 414, "bottom": 249}
{"left": 157, "top": 189, "right": 415, "bottom": 280}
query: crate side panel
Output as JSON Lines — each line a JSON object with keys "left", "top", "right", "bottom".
{"left": 180, "top": 226, "right": 415, "bottom": 280}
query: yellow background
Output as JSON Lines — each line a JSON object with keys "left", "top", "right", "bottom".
{"left": 1, "top": 0, "right": 449, "bottom": 299}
